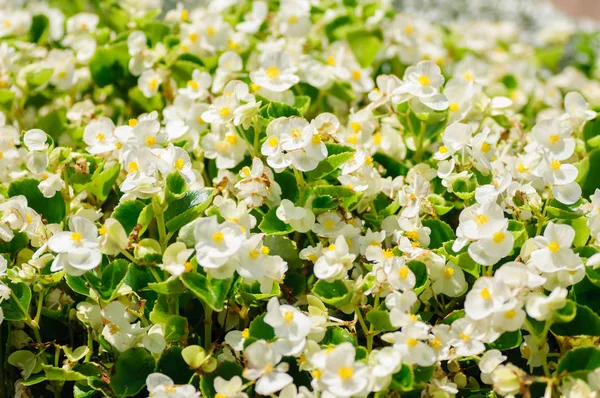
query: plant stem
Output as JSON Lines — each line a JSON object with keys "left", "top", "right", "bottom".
{"left": 10, "top": 291, "right": 41, "bottom": 343}
{"left": 204, "top": 306, "right": 213, "bottom": 351}
{"left": 415, "top": 121, "right": 426, "bottom": 162}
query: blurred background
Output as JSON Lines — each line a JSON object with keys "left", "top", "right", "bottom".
{"left": 554, "top": 0, "right": 600, "bottom": 19}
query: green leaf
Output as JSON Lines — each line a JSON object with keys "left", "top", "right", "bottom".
{"left": 141, "top": 21, "right": 170, "bottom": 46}
{"left": 330, "top": 81, "right": 356, "bottom": 102}
{"left": 366, "top": 310, "right": 396, "bottom": 332}
{"left": 571, "top": 217, "right": 591, "bottom": 247}
{"left": 165, "top": 188, "right": 215, "bottom": 233}
{"left": 557, "top": 346, "right": 600, "bottom": 375}
{"left": 113, "top": 200, "right": 146, "bottom": 235}
{"left": 156, "top": 347, "right": 195, "bottom": 385}
{"left": 312, "top": 280, "right": 353, "bottom": 307}
{"left": 1, "top": 282, "right": 32, "bottom": 321}
{"left": 86, "top": 163, "right": 120, "bottom": 202}
{"left": 8, "top": 178, "right": 66, "bottom": 224}
{"left": 166, "top": 171, "right": 187, "bottom": 203}
{"left": 240, "top": 281, "right": 280, "bottom": 303}
{"left": 346, "top": 29, "right": 382, "bottom": 68}
{"left": 110, "top": 348, "right": 155, "bottom": 397}
{"left": 263, "top": 235, "right": 301, "bottom": 269}
{"left": 294, "top": 95, "right": 311, "bottom": 114}
{"left": 29, "top": 14, "right": 50, "bottom": 43}
{"left": 488, "top": 330, "right": 522, "bottom": 350}
{"left": 322, "top": 327, "right": 356, "bottom": 346}
{"left": 87, "top": 260, "right": 129, "bottom": 301}
{"left": 147, "top": 278, "right": 185, "bottom": 295}
{"left": 508, "top": 220, "right": 528, "bottom": 249}
{"left": 8, "top": 350, "right": 42, "bottom": 380}
{"left": 372, "top": 152, "right": 409, "bottom": 178}
{"left": 164, "top": 315, "right": 189, "bottom": 343}
{"left": 312, "top": 186, "right": 361, "bottom": 211}
{"left": 551, "top": 303, "right": 600, "bottom": 336}
{"left": 266, "top": 102, "right": 301, "bottom": 118}
{"left": 312, "top": 195, "right": 339, "bottom": 215}
{"left": 413, "top": 365, "right": 435, "bottom": 384}
{"left": 442, "top": 310, "right": 465, "bottom": 325}
{"left": 258, "top": 207, "right": 294, "bottom": 235}
{"left": 171, "top": 59, "right": 203, "bottom": 86}
{"left": 89, "top": 42, "right": 130, "bottom": 87}
{"left": 422, "top": 219, "right": 455, "bottom": 249}
{"left": 248, "top": 313, "right": 276, "bottom": 341}
{"left": 407, "top": 260, "right": 428, "bottom": 293}
{"left": 42, "top": 365, "right": 88, "bottom": 381}
{"left": 0, "top": 88, "right": 15, "bottom": 107}
{"left": 199, "top": 362, "right": 244, "bottom": 398}
{"left": 180, "top": 272, "right": 233, "bottom": 312}
{"left": 27, "top": 67, "right": 54, "bottom": 88}
{"left": 390, "top": 364, "right": 414, "bottom": 392}
{"left": 306, "top": 144, "right": 355, "bottom": 181}
{"left": 584, "top": 117, "right": 600, "bottom": 151}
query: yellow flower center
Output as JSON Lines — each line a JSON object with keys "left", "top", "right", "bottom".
{"left": 175, "top": 158, "right": 185, "bottom": 170}
{"left": 187, "top": 80, "right": 199, "bottom": 89}
{"left": 439, "top": 145, "right": 448, "bottom": 154}
{"left": 464, "top": 72, "right": 473, "bottom": 81}
{"left": 261, "top": 246, "right": 270, "bottom": 255}
{"left": 181, "top": 9, "right": 188, "bottom": 21}
{"left": 444, "top": 267, "right": 454, "bottom": 279}
{"left": 148, "top": 77, "right": 158, "bottom": 91}
{"left": 449, "top": 103, "right": 459, "bottom": 112}
{"left": 548, "top": 134, "right": 560, "bottom": 145}
{"left": 284, "top": 311, "right": 294, "bottom": 323}
{"left": 145, "top": 136, "right": 157, "bottom": 146}
{"left": 188, "top": 33, "right": 198, "bottom": 43}
{"left": 268, "top": 136, "right": 279, "bottom": 147}
{"left": 347, "top": 134, "right": 357, "bottom": 144}
{"left": 350, "top": 122, "right": 361, "bottom": 133}
{"left": 405, "top": 25, "right": 414, "bottom": 35}
{"left": 266, "top": 66, "right": 280, "bottom": 79}
{"left": 206, "top": 26, "right": 215, "bottom": 37}
{"left": 417, "top": 75, "right": 430, "bottom": 86}
{"left": 312, "top": 134, "right": 322, "bottom": 144}
{"left": 475, "top": 214, "right": 488, "bottom": 225}
{"left": 212, "top": 232, "right": 224, "bottom": 243}
{"left": 240, "top": 166, "right": 251, "bottom": 178}
{"left": 459, "top": 332, "right": 470, "bottom": 342}
{"left": 328, "top": 243, "right": 336, "bottom": 251}
{"left": 430, "top": 337, "right": 441, "bottom": 349}
{"left": 96, "top": 133, "right": 105, "bottom": 142}
{"left": 406, "top": 230, "right": 419, "bottom": 241}
{"left": 288, "top": 15, "right": 298, "bottom": 24}
{"left": 547, "top": 241, "right": 560, "bottom": 253}
{"left": 481, "top": 142, "right": 491, "bottom": 153}
{"left": 219, "top": 107, "right": 231, "bottom": 118}
{"left": 551, "top": 160, "right": 561, "bottom": 170}
{"left": 517, "top": 162, "right": 528, "bottom": 173}
{"left": 312, "top": 369, "right": 322, "bottom": 379}
{"left": 327, "top": 56, "right": 336, "bottom": 66}
{"left": 108, "top": 323, "right": 120, "bottom": 335}
{"left": 241, "top": 328, "right": 250, "bottom": 339}
{"left": 324, "top": 220, "right": 336, "bottom": 230}
{"left": 338, "top": 367, "right": 354, "bottom": 381}
{"left": 71, "top": 232, "right": 82, "bottom": 242}
{"left": 373, "top": 132, "right": 382, "bottom": 145}
{"left": 99, "top": 225, "right": 107, "bottom": 235}
{"left": 406, "top": 338, "right": 418, "bottom": 347}
{"left": 225, "top": 134, "right": 238, "bottom": 144}
{"left": 290, "top": 128, "right": 302, "bottom": 138}
{"left": 307, "top": 253, "right": 318, "bottom": 262}
{"left": 249, "top": 249, "right": 260, "bottom": 259}
{"left": 128, "top": 161, "right": 139, "bottom": 173}
{"left": 480, "top": 288, "right": 491, "bottom": 301}
{"left": 383, "top": 248, "right": 394, "bottom": 259}
{"left": 505, "top": 309, "right": 516, "bottom": 319}
{"left": 128, "top": 118, "right": 138, "bottom": 127}
{"left": 351, "top": 70, "right": 362, "bottom": 80}
{"left": 398, "top": 266, "right": 409, "bottom": 280}
{"left": 26, "top": 213, "right": 32, "bottom": 224}
{"left": 493, "top": 232, "right": 506, "bottom": 243}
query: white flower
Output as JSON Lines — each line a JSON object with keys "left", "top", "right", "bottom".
{"left": 491, "top": 364, "right": 523, "bottom": 396}
{"left": 264, "top": 297, "right": 311, "bottom": 356}
{"left": 397, "top": 173, "right": 430, "bottom": 218}
{"left": 313, "top": 236, "right": 356, "bottom": 281}
{"left": 48, "top": 216, "right": 102, "bottom": 276}
{"left": 38, "top": 173, "right": 64, "bottom": 199}
{"left": 560, "top": 91, "right": 596, "bottom": 131}
{"left": 382, "top": 323, "right": 436, "bottom": 367}
{"left": 464, "top": 277, "right": 510, "bottom": 320}
{"left": 468, "top": 225, "right": 514, "bottom": 266}
{"left": 479, "top": 349, "right": 506, "bottom": 384}
{"left": 146, "top": 373, "right": 200, "bottom": 398}
{"left": 525, "top": 286, "right": 567, "bottom": 321}
{"left": 194, "top": 216, "right": 245, "bottom": 278}
{"left": 160, "top": 242, "right": 194, "bottom": 277}
{"left": 528, "top": 222, "right": 582, "bottom": 274}
{"left": 320, "top": 343, "right": 370, "bottom": 398}
{"left": 250, "top": 51, "right": 299, "bottom": 93}
{"left": 243, "top": 340, "right": 293, "bottom": 395}
{"left": 236, "top": 1, "right": 268, "bottom": 34}
{"left": 23, "top": 129, "right": 48, "bottom": 151}
{"left": 430, "top": 260, "right": 467, "bottom": 297}
{"left": 531, "top": 119, "right": 574, "bottom": 161}
{"left": 235, "top": 158, "right": 282, "bottom": 208}
{"left": 214, "top": 376, "right": 248, "bottom": 398}
{"left": 138, "top": 69, "right": 162, "bottom": 98}
{"left": 276, "top": 199, "right": 315, "bottom": 233}
{"left": 98, "top": 219, "right": 128, "bottom": 256}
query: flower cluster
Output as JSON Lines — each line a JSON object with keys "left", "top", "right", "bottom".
{"left": 1, "top": 1, "right": 600, "bottom": 398}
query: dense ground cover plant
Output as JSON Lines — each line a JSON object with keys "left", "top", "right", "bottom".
{"left": 1, "top": 0, "right": 600, "bottom": 397}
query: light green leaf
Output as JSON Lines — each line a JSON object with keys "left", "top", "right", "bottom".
{"left": 110, "top": 348, "right": 155, "bottom": 397}
{"left": 180, "top": 272, "right": 233, "bottom": 312}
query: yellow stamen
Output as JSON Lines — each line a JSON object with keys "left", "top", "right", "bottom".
{"left": 548, "top": 135, "right": 560, "bottom": 145}
{"left": 128, "top": 119, "right": 138, "bottom": 127}
{"left": 399, "top": 266, "right": 409, "bottom": 280}
{"left": 268, "top": 136, "right": 279, "bottom": 147}
{"left": 266, "top": 66, "right": 280, "bottom": 79}
{"left": 504, "top": 309, "right": 516, "bottom": 319}
{"left": 444, "top": 267, "right": 454, "bottom": 279}
{"left": 145, "top": 136, "right": 157, "bottom": 146}
{"left": 417, "top": 75, "right": 430, "bottom": 86}
{"left": 284, "top": 311, "right": 294, "bottom": 323}
{"left": 547, "top": 241, "right": 560, "bottom": 253}
{"left": 449, "top": 103, "right": 459, "bottom": 112}
{"left": 406, "top": 338, "right": 418, "bottom": 347}
{"left": 338, "top": 367, "right": 354, "bottom": 381}
{"left": 175, "top": 158, "right": 185, "bottom": 170}
{"left": 480, "top": 288, "right": 491, "bottom": 301}
{"left": 71, "top": 232, "right": 82, "bottom": 242}
{"left": 551, "top": 160, "right": 561, "bottom": 170}
{"left": 493, "top": 232, "right": 505, "bottom": 243}
{"left": 475, "top": 214, "right": 488, "bottom": 225}
{"left": 128, "top": 161, "right": 139, "bottom": 173}
{"left": 219, "top": 107, "right": 231, "bottom": 118}
{"left": 212, "top": 232, "right": 224, "bottom": 243}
